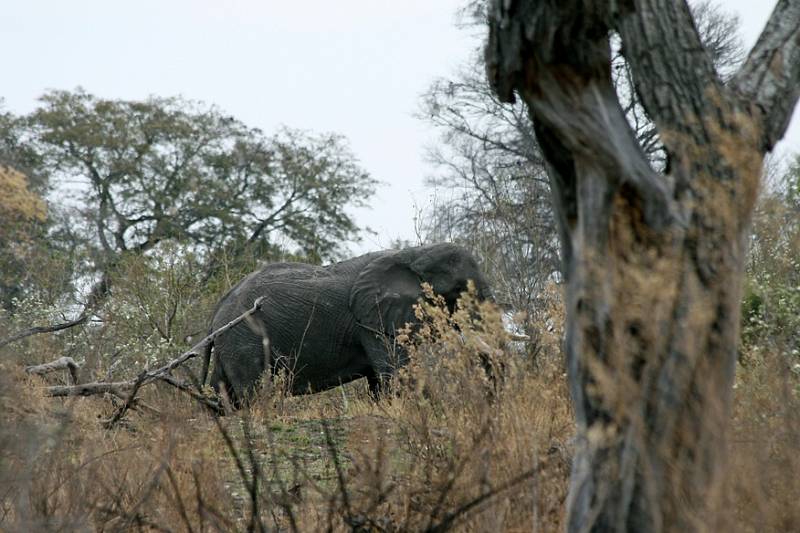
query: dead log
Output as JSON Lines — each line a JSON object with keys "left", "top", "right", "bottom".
{"left": 25, "top": 356, "right": 81, "bottom": 384}
{"left": 46, "top": 381, "right": 133, "bottom": 398}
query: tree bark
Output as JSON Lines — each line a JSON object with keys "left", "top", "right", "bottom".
{"left": 486, "top": 1, "right": 800, "bottom": 531}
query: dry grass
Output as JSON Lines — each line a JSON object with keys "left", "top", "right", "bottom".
{"left": 727, "top": 350, "right": 800, "bottom": 532}
{"left": 1, "top": 279, "right": 798, "bottom": 531}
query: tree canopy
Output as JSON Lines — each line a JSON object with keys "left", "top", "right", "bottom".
{"left": 29, "top": 90, "right": 376, "bottom": 266}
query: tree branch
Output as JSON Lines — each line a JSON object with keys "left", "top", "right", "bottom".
{"left": 159, "top": 374, "right": 224, "bottom": 414}
{"left": 616, "top": 0, "right": 722, "bottom": 144}
{"left": 486, "top": 0, "right": 674, "bottom": 235}
{"left": 103, "top": 370, "right": 153, "bottom": 428}
{"left": 25, "top": 356, "right": 81, "bottom": 384}
{"left": 0, "top": 275, "right": 111, "bottom": 348}
{"left": 46, "top": 381, "right": 134, "bottom": 398}
{"left": 1, "top": 312, "right": 91, "bottom": 349}
{"left": 731, "top": 0, "right": 800, "bottom": 151}
{"left": 39, "top": 296, "right": 267, "bottom": 410}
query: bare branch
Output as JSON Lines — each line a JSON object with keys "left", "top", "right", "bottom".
{"left": 732, "top": 0, "right": 800, "bottom": 151}
{"left": 40, "top": 297, "right": 267, "bottom": 408}
{"left": 25, "top": 356, "right": 81, "bottom": 385}
{"left": 159, "top": 374, "right": 224, "bottom": 415}
{"left": 103, "top": 371, "right": 149, "bottom": 429}
{"left": 1, "top": 311, "right": 91, "bottom": 349}
{"left": 0, "top": 275, "right": 110, "bottom": 348}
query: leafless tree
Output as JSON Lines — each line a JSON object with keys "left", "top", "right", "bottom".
{"left": 420, "top": 59, "right": 559, "bottom": 329}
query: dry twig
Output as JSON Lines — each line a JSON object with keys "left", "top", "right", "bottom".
{"left": 37, "top": 297, "right": 267, "bottom": 413}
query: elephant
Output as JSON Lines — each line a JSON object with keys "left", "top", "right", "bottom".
{"left": 200, "top": 243, "right": 492, "bottom": 406}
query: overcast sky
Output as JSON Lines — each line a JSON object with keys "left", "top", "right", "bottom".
{"left": 3, "top": 1, "right": 797, "bottom": 255}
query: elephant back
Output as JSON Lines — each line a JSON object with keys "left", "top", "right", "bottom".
{"left": 211, "top": 262, "right": 324, "bottom": 327}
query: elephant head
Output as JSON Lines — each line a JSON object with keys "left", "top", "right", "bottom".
{"left": 349, "top": 243, "right": 492, "bottom": 338}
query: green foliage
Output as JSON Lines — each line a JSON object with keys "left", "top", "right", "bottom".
{"left": 27, "top": 89, "right": 376, "bottom": 267}
{"left": 101, "top": 247, "right": 211, "bottom": 367}
{"left": 742, "top": 154, "right": 800, "bottom": 359}
{"left": 0, "top": 89, "right": 376, "bottom": 336}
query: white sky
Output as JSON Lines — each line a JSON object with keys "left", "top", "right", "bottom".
{"left": 2, "top": 1, "right": 797, "bottom": 255}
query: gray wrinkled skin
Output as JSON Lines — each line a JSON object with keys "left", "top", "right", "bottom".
{"left": 203, "top": 243, "right": 491, "bottom": 407}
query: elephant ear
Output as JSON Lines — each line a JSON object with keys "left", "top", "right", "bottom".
{"left": 350, "top": 252, "right": 423, "bottom": 337}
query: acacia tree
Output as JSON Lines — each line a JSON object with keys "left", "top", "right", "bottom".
{"left": 486, "top": 1, "right": 800, "bottom": 531}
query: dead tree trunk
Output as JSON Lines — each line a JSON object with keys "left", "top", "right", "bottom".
{"left": 486, "top": 1, "right": 800, "bottom": 531}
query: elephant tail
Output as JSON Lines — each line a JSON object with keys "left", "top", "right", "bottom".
{"left": 200, "top": 332, "right": 213, "bottom": 387}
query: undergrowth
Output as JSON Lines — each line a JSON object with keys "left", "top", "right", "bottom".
{"left": 2, "top": 210, "right": 799, "bottom": 531}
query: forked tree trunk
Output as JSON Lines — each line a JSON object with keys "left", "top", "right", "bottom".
{"left": 486, "top": 1, "right": 800, "bottom": 530}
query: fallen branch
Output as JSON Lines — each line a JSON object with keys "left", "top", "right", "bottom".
{"left": 41, "top": 297, "right": 266, "bottom": 410}
{"left": 159, "top": 374, "right": 224, "bottom": 415}
{"left": 103, "top": 371, "right": 149, "bottom": 429}
{"left": 47, "top": 381, "right": 133, "bottom": 398}
{"left": 25, "top": 356, "right": 81, "bottom": 384}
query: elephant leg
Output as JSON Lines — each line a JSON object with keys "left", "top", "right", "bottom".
{"left": 213, "top": 327, "right": 268, "bottom": 406}
{"left": 358, "top": 329, "right": 408, "bottom": 398}
{"left": 208, "top": 356, "right": 242, "bottom": 410}
{"left": 366, "top": 370, "right": 390, "bottom": 399}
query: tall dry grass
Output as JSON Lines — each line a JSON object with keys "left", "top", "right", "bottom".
{"left": 2, "top": 240, "right": 799, "bottom": 531}
{"left": 1, "top": 283, "right": 572, "bottom": 531}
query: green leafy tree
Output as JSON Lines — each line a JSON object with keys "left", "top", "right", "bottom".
{"left": 30, "top": 89, "right": 375, "bottom": 266}
{"left": 1, "top": 89, "right": 376, "bottom": 347}
{"left": 744, "top": 155, "right": 800, "bottom": 353}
